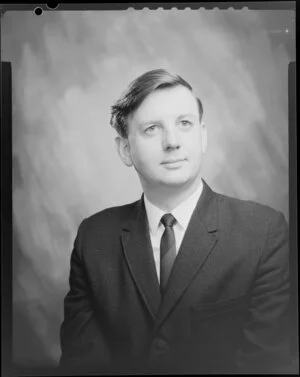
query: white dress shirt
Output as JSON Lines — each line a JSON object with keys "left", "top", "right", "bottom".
{"left": 144, "top": 180, "right": 203, "bottom": 282}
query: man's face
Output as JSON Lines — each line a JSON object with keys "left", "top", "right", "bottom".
{"left": 117, "top": 85, "right": 207, "bottom": 192}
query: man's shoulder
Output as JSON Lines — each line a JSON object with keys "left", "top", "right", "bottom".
{"left": 214, "top": 190, "right": 286, "bottom": 225}
{"left": 79, "top": 199, "right": 140, "bottom": 231}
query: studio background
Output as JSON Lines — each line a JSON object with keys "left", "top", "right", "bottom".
{"left": 1, "top": 8, "right": 294, "bottom": 369}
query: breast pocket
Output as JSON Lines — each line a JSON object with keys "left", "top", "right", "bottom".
{"left": 190, "top": 295, "right": 249, "bottom": 358}
{"left": 192, "top": 294, "right": 249, "bottom": 319}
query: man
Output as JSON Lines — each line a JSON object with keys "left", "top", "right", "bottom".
{"left": 59, "top": 69, "right": 291, "bottom": 374}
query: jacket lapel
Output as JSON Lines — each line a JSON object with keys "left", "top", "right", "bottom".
{"left": 121, "top": 196, "right": 161, "bottom": 320}
{"left": 155, "top": 180, "right": 219, "bottom": 330}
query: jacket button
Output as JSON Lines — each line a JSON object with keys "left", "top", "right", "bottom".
{"left": 154, "top": 338, "right": 168, "bottom": 351}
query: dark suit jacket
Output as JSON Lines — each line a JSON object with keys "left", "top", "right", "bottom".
{"left": 59, "top": 180, "right": 292, "bottom": 374}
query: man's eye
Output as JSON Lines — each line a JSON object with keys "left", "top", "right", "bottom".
{"left": 145, "top": 125, "right": 157, "bottom": 133}
{"left": 180, "top": 120, "right": 192, "bottom": 127}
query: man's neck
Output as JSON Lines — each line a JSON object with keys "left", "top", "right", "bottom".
{"left": 142, "top": 177, "right": 203, "bottom": 212}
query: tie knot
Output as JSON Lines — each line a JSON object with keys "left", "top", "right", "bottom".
{"left": 161, "top": 213, "right": 176, "bottom": 228}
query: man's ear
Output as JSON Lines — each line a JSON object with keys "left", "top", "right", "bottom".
{"left": 115, "top": 136, "right": 133, "bottom": 167}
{"left": 200, "top": 121, "right": 207, "bottom": 154}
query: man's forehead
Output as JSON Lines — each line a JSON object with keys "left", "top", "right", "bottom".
{"left": 131, "top": 86, "right": 199, "bottom": 122}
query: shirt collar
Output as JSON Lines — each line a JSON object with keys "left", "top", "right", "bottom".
{"left": 144, "top": 179, "right": 203, "bottom": 236}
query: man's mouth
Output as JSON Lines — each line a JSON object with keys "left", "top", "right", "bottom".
{"left": 161, "top": 159, "right": 186, "bottom": 164}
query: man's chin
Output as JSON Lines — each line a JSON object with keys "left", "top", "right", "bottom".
{"left": 159, "top": 177, "right": 191, "bottom": 188}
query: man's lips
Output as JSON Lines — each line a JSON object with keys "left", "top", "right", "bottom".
{"left": 161, "top": 159, "right": 186, "bottom": 164}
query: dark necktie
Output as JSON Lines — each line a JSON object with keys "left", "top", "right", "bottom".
{"left": 160, "top": 213, "right": 177, "bottom": 293}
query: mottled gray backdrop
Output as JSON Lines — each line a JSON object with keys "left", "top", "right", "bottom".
{"left": 1, "top": 8, "right": 294, "bottom": 367}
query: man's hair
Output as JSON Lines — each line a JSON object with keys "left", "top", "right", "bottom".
{"left": 110, "top": 69, "right": 204, "bottom": 138}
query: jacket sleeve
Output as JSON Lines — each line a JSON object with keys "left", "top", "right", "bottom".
{"left": 58, "top": 219, "right": 112, "bottom": 374}
{"left": 235, "top": 211, "right": 294, "bottom": 374}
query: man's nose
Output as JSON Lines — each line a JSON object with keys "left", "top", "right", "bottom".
{"left": 162, "top": 126, "right": 180, "bottom": 150}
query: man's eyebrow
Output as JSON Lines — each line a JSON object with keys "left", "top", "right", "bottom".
{"left": 138, "top": 114, "right": 197, "bottom": 127}
{"left": 138, "top": 120, "right": 162, "bottom": 127}
{"left": 176, "top": 113, "right": 197, "bottom": 120}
